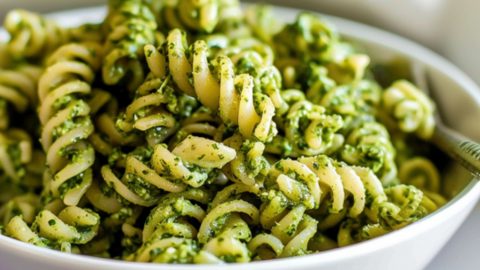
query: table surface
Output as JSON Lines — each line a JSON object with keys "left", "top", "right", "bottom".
{"left": 426, "top": 201, "right": 480, "bottom": 270}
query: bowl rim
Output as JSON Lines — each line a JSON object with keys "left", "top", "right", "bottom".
{"left": 1, "top": 4, "right": 480, "bottom": 270}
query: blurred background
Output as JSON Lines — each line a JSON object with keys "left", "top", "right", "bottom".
{"left": 0, "top": 0, "right": 479, "bottom": 269}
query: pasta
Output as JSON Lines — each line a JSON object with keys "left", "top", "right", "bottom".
{"left": 3, "top": 10, "right": 68, "bottom": 60}
{"left": 0, "top": 0, "right": 448, "bottom": 264}
{"left": 102, "top": 0, "right": 157, "bottom": 90}
{"left": 37, "top": 42, "right": 102, "bottom": 206}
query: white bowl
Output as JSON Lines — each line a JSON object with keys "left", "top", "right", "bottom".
{"left": 1, "top": 5, "right": 479, "bottom": 270}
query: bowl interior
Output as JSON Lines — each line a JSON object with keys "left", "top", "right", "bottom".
{"left": 0, "top": 4, "right": 479, "bottom": 270}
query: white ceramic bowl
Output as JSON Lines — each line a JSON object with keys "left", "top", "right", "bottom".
{"left": 1, "top": 5, "right": 479, "bottom": 270}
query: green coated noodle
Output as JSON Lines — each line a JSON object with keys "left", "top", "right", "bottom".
{"left": 168, "top": 107, "right": 223, "bottom": 147}
{"left": 5, "top": 206, "right": 100, "bottom": 252}
{"left": 102, "top": 0, "right": 157, "bottom": 90}
{"left": 201, "top": 214, "right": 252, "bottom": 262}
{"left": 200, "top": 33, "right": 288, "bottom": 115}
{"left": 116, "top": 74, "right": 197, "bottom": 147}
{"left": 267, "top": 100, "right": 344, "bottom": 157}
{"left": 0, "top": 193, "right": 39, "bottom": 226}
{"left": 37, "top": 42, "right": 102, "bottom": 206}
{"left": 151, "top": 136, "right": 235, "bottom": 187}
{"left": 129, "top": 189, "right": 211, "bottom": 262}
{"left": 145, "top": 30, "right": 278, "bottom": 142}
{"left": 197, "top": 184, "right": 259, "bottom": 262}
{"left": 68, "top": 23, "right": 104, "bottom": 43}
{"left": 0, "top": 65, "right": 42, "bottom": 130}
{"left": 307, "top": 233, "right": 337, "bottom": 252}
{"left": 381, "top": 80, "right": 435, "bottom": 139}
{"left": 156, "top": 0, "right": 243, "bottom": 34}
{"left": 207, "top": 35, "right": 289, "bottom": 115}
{"left": 222, "top": 134, "right": 270, "bottom": 186}
{"left": 340, "top": 121, "right": 398, "bottom": 185}
{"left": 248, "top": 233, "right": 284, "bottom": 260}
{"left": 274, "top": 13, "right": 370, "bottom": 84}
{"left": 399, "top": 156, "right": 441, "bottom": 193}
{"left": 4, "top": 10, "right": 69, "bottom": 60}
{"left": 0, "top": 129, "right": 32, "bottom": 183}
{"left": 100, "top": 135, "right": 234, "bottom": 208}
{"left": 263, "top": 159, "right": 321, "bottom": 211}
{"left": 89, "top": 92, "right": 141, "bottom": 156}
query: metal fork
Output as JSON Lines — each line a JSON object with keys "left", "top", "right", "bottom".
{"left": 411, "top": 63, "right": 480, "bottom": 179}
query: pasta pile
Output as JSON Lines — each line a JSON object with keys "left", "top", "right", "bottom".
{"left": 0, "top": 0, "right": 447, "bottom": 263}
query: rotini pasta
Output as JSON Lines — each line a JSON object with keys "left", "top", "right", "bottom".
{"left": 381, "top": 80, "right": 435, "bottom": 139}
{"left": 38, "top": 42, "right": 102, "bottom": 206}
{"left": 0, "top": 0, "right": 446, "bottom": 265}
{"left": 3, "top": 10, "right": 69, "bottom": 60}
{"left": 155, "top": 0, "right": 243, "bottom": 34}
{"left": 146, "top": 30, "right": 278, "bottom": 142}
{"left": 102, "top": 0, "right": 157, "bottom": 90}
{"left": 5, "top": 206, "right": 100, "bottom": 252}
{"left": 0, "top": 64, "right": 42, "bottom": 130}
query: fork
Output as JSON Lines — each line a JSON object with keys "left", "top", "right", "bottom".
{"left": 411, "top": 63, "right": 480, "bottom": 179}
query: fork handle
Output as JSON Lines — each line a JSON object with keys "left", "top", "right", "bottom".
{"left": 432, "top": 123, "right": 480, "bottom": 179}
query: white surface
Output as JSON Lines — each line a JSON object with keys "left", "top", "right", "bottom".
{"left": 426, "top": 202, "right": 480, "bottom": 270}
{"left": 1, "top": 5, "right": 480, "bottom": 270}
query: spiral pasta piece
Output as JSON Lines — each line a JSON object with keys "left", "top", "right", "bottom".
{"left": 4, "top": 10, "right": 69, "bottom": 59}
{"left": 156, "top": 0, "right": 243, "bottom": 34}
{"left": 0, "top": 129, "right": 32, "bottom": 183}
{"left": 88, "top": 90, "right": 141, "bottom": 156}
{"left": 37, "top": 42, "right": 102, "bottom": 206}
{"left": 100, "top": 135, "right": 234, "bottom": 207}
{"left": 102, "top": 0, "right": 157, "bottom": 90}
{"left": 151, "top": 135, "right": 236, "bottom": 187}
{"left": 168, "top": 107, "right": 223, "bottom": 147}
{"left": 382, "top": 80, "right": 435, "bottom": 139}
{"left": 205, "top": 35, "right": 288, "bottom": 115}
{"left": 267, "top": 100, "right": 344, "bottom": 157}
{"left": 129, "top": 188, "right": 211, "bottom": 262}
{"left": 101, "top": 146, "right": 183, "bottom": 207}
{"left": 68, "top": 23, "right": 104, "bottom": 43}
{"left": 338, "top": 183, "right": 442, "bottom": 247}
{"left": 0, "top": 193, "right": 39, "bottom": 226}
{"left": 222, "top": 133, "right": 270, "bottom": 186}
{"left": 259, "top": 193, "right": 318, "bottom": 257}
{"left": 5, "top": 206, "right": 100, "bottom": 252}
{"left": 274, "top": 13, "right": 370, "bottom": 84}
{"left": 0, "top": 65, "right": 42, "bottom": 130}
{"left": 340, "top": 121, "right": 397, "bottom": 185}
{"left": 261, "top": 159, "right": 321, "bottom": 221}
{"left": 274, "top": 13, "right": 338, "bottom": 60}
{"left": 398, "top": 156, "right": 441, "bottom": 193}
{"left": 314, "top": 79, "right": 382, "bottom": 121}
{"left": 257, "top": 161, "right": 322, "bottom": 257}
{"left": 196, "top": 183, "right": 259, "bottom": 263}
{"left": 116, "top": 73, "right": 197, "bottom": 147}
{"left": 300, "top": 155, "right": 387, "bottom": 230}
{"left": 245, "top": 4, "right": 283, "bottom": 44}
{"left": 145, "top": 30, "right": 278, "bottom": 142}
